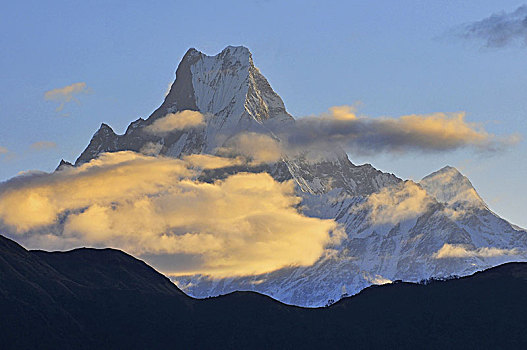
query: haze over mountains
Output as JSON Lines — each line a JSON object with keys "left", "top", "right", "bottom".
{"left": 1, "top": 46, "right": 526, "bottom": 307}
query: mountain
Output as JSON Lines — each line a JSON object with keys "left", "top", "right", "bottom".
{"left": 2, "top": 234, "right": 527, "bottom": 349}
{"left": 75, "top": 46, "right": 294, "bottom": 165}
{"left": 58, "top": 45, "right": 527, "bottom": 306}
{"left": 0, "top": 234, "right": 191, "bottom": 349}
{"left": 420, "top": 166, "right": 485, "bottom": 207}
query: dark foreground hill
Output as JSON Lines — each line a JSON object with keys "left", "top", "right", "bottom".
{"left": 1, "top": 234, "right": 527, "bottom": 349}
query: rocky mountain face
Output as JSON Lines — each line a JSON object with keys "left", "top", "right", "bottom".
{"left": 69, "top": 46, "right": 526, "bottom": 307}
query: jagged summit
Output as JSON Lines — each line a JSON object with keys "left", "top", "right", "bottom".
{"left": 420, "top": 165, "right": 485, "bottom": 207}
{"left": 97, "top": 123, "right": 115, "bottom": 135}
{"left": 75, "top": 45, "right": 293, "bottom": 164}
{"left": 55, "top": 159, "right": 73, "bottom": 171}
{"left": 156, "top": 44, "right": 286, "bottom": 124}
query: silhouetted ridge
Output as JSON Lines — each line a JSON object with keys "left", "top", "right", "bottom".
{"left": 33, "top": 248, "right": 185, "bottom": 295}
{"left": 1, "top": 234, "right": 527, "bottom": 349}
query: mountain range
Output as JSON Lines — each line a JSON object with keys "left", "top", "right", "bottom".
{"left": 2, "top": 233, "right": 527, "bottom": 349}
{"left": 54, "top": 45, "right": 527, "bottom": 307}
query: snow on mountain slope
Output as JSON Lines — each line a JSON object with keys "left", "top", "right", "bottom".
{"left": 177, "top": 175, "right": 527, "bottom": 307}
{"left": 75, "top": 46, "right": 293, "bottom": 165}
{"left": 421, "top": 166, "right": 485, "bottom": 208}
{"left": 67, "top": 46, "right": 526, "bottom": 307}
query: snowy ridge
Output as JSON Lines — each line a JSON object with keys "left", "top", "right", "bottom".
{"left": 421, "top": 166, "right": 486, "bottom": 208}
{"left": 70, "top": 46, "right": 527, "bottom": 307}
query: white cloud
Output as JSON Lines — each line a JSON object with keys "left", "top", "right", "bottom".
{"left": 361, "top": 181, "right": 434, "bottom": 225}
{"left": 362, "top": 271, "right": 392, "bottom": 285}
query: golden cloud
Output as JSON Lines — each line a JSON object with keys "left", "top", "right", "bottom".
{"left": 284, "top": 106, "right": 520, "bottom": 155}
{"left": 44, "top": 82, "right": 88, "bottom": 112}
{"left": 145, "top": 111, "right": 205, "bottom": 134}
{"left": 30, "top": 141, "right": 57, "bottom": 150}
{"left": 433, "top": 243, "right": 521, "bottom": 259}
{"left": 182, "top": 153, "right": 244, "bottom": 169}
{"left": 0, "top": 151, "right": 344, "bottom": 278}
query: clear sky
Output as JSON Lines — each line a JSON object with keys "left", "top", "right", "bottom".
{"left": 0, "top": 0, "right": 526, "bottom": 227}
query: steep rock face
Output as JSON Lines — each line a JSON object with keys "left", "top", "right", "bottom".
{"left": 65, "top": 46, "right": 526, "bottom": 307}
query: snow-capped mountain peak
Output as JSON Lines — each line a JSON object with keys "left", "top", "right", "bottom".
{"left": 420, "top": 166, "right": 485, "bottom": 208}
{"left": 75, "top": 45, "right": 293, "bottom": 164}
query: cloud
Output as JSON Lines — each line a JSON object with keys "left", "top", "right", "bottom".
{"left": 0, "top": 146, "right": 15, "bottom": 161}
{"left": 0, "top": 151, "right": 344, "bottom": 278}
{"left": 433, "top": 243, "right": 521, "bottom": 259}
{"left": 362, "top": 271, "right": 392, "bottom": 285}
{"left": 217, "top": 132, "right": 283, "bottom": 165}
{"left": 275, "top": 106, "right": 519, "bottom": 157}
{"left": 145, "top": 111, "right": 205, "bottom": 134}
{"left": 360, "top": 181, "right": 433, "bottom": 225}
{"left": 139, "top": 142, "right": 163, "bottom": 156}
{"left": 182, "top": 153, "right": 244, "bottom": 169}
{"left": 454, "top": 5, "right": 527, "bottom": 48}
{"left": 44, "top": 82, "right": 89, "bottom": 112}
{"left": 30, "top": 141, "right": 57, "bottom": 151}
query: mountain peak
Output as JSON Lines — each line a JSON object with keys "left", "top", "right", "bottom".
{"left": 55, "top": 159, "right": 73, "bottom": 171}
{"left": 219, "top": 45, "right": 252, "bottom": 61}
{"left": 437, "top": 165, "right": 460, "bottom": 174}
{"left": 185, "top": 45, "right": 251, "bottom": 60}
{"left": 98, "top": 123, "right": 115, "bottom": 134}
{"left": 420, "top": 166, "right": 485, "bottom": 207}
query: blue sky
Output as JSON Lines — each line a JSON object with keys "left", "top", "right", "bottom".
{"left": 0, "top": 0, "right": 526, "bottom": 227}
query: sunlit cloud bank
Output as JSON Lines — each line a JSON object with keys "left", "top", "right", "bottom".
{"left": 214, "top": 106, "right": 519, "bottom": 162}
{"left": 279, "top": 106, "right": 520, "bottom": 156}
{"left": 44, "top": 82, "right": 89, "bottom": 112}
{"left": 0, "top": 151, "right": 344, "bottom": 278}
{"left": 452, "top": 5, "right": 527, "bottom": 48}
{"left": 145, "top": 111, "right": 206, "bottom": 134}
{"left": 136, "top": 106, "right": 518, "bottom": 164}
{"left": 433, "top": 243, "right": 521, "bottom": 259}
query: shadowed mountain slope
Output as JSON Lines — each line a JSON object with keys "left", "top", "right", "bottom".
{"left": 1, "top": 234, "right": 527, "bottom": 349}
